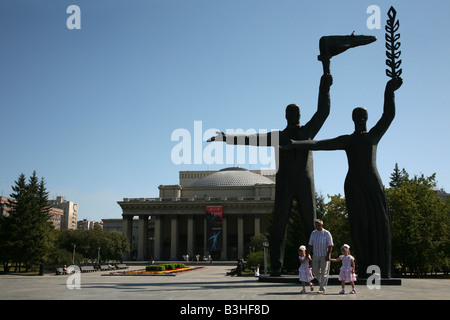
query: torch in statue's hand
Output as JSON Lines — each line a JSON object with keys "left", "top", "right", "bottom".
{"left": 207, "top": 131, "right": 226, "bottom": 142}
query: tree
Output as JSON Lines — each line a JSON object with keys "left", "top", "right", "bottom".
{"left": 246, "top": 233, "right": 269, "bottom": 272}
{"left": 0, "top": 172, "right": 53, "bottom": 271}
{"left": 318, "top": 193, "right": 351, "bottom": 274}
{"left": 387, "top": 165, "right": 450, "bottom": 276}
{"left": 54, "top": 228, "right": 130, "bottom": 263}
{"left": 389, "top": 162, "right": 409, "bottom": 188}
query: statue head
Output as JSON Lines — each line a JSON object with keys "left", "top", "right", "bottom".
{"left": 285, "top": 104, "right": 300, "bottom": 126}
{"left": 352, "top": 107, "right": 368, "bottom": 132}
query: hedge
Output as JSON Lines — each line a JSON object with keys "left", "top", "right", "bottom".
{"left": 145, "top": 265, "right": 165, "bottom": 271}
{"left": 145, "top": 263, "right": 185, "bottom": 272}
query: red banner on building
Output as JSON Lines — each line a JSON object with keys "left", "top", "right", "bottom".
{"left": 206, "top": 205, "right": 223, "bottom": 251}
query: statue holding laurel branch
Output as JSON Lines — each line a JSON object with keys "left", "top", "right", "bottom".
{"left": 208, "top": 31, "right": 377, "bottom": 276}
{"left": 282, "top": 7, "right": 402, "bottom": 278}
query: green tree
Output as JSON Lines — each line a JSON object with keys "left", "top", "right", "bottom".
{"left": 319, "top": 194, "right": 351, "bottom": 274}
{"left": 387, "top": 166, "right": 450, "bottom": 276}
{"left": 322, "top": 194, "right": 351, "bottom": 254}
{"left": 0, "top": 172, "right": 53, "bottom": 271}
{"left": 389, "top": 162, "right": 409, "bottom": 188}
{"left": 55, "top": 228, "right": 130, "bottom": 263}
{"left": 245, "top": 233, "right": 269, "bottom": 272}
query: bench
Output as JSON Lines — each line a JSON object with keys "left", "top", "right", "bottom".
{"left": 115, "top": 264, "right": 128, "bottom": 269}
{"left": 80, "top": 266, "right": 96, "bottom": 273}
{"left": 100, "top": 265, "right": 116, "bottom": 271}
{"left": 55, "top": 268, "right": 67, "bottom": 275}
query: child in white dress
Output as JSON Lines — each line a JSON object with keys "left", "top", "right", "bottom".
{"left": 331, "top": 244, "right": 357, "bottom": 294}
{"left": 298, "top": 245, "right": 314, "bottom": 293}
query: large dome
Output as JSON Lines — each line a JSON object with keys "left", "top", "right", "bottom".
{"left": 189, "top": 167, "right": 274, "bottom": 187}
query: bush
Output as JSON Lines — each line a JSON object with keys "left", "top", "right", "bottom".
{"left": 163, "top": 264, "right": 175, "bottom": 270}
{"left": 246, "top": 251, "right": 268, "bottom": 271}
{"left": 145, "top": 263, "right": 185, "bottom": 272}
{"left": 146, "top": 265, "right": 165, "bottom": 271}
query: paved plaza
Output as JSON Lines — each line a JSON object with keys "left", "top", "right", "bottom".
{"left": 0, "top": 264, "right": 448, "bottom": 301}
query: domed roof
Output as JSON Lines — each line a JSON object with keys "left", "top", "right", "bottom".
{"left": 189, "top": 167, "right": 274, "bottom": 188}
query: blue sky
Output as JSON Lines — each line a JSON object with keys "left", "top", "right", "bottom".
{"left": 1, "top": 0, "right": 449, "bottom": 222}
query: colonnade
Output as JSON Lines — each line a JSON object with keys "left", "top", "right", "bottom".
{"left": 122, "top": 213, "right": 264, "bottom": 261}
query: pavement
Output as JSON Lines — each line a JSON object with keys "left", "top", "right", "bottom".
{"left": 0, "top": 262, "right": 447, "bottom": 316}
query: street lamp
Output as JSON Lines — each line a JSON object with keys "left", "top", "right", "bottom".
{"left": 98, "top": 247, "right": 101, "bottom": 264}
{"left": 262, "top": 241, "right": 269, "bottom": 276}
{"left": 72, "top": 244, "right": 76, "bottom": 265}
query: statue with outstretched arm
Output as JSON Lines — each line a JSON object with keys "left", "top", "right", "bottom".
{"left": 208, "top": 73, "right": 333, "bottom": 276}
{"left": 208, "top": 34, "right": 376, "bottom": 276}
{"left": 282, "top": 77, "right": 402, "bottom": 278}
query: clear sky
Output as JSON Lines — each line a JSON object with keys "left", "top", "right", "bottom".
{"left": 1, "top": 0, "right": 449, "bottom": 222}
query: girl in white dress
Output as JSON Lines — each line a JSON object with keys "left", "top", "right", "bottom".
{"left": 298, "top": 245, "right": 314, "bottom": 293}
{"left": 331, "top": 244, "right": 357, "bottom": 294}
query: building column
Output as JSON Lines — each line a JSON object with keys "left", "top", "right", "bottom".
{"left": 220, "top": 214, "right": 228, "bottom": 260}
{"left": 137, "top": 215, "right": 148, "bottom": 260}
{"left": 122, "top": 215, "right": 133, "bottom": 260}
{"left": 187, "top": 214, "right": 194, "bottom": 257}
{"left": 170, "top": 214, "right": 178, "bottom": 260}
{"left": 254, "top": 213, "right": 261, "bottom": 235}
{"left": 153, "top": 215, "right": 161, "bottom": 261}
{"left": 237, "top": 214, "right": 244, "bottom": 259}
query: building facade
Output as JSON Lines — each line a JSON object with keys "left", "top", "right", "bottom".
{"left": 102, "top": 218, "right": 152, "bottom": 260}
{"left": 49, "top": 196, "right": 78, "bottom": 230}
{"left": 117, "top": 167, "right": 276, "bottom": 261}
{"left": 0, "top": 196, "right": 10, "bottom": 217}
{"left": 77, "top": 219, "right": 103, "bottom": 230}
{"left": 49, "top": 207, "right": 64, "bottom": 229}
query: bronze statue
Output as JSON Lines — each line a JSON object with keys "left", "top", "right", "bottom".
{"left": 281, "top": 7, "right": 402, "bottom": 278}
{"left": 282, "top": 77, "right": 402, "bottom": 278}
{"left": 208, "top": 34, "right": 376, "bottom": 276}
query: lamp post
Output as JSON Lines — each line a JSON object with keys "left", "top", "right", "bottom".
{"left": 72, "top": 244, "right": 76, "bottom": 265}
{"left": 262, "top": 241, "right": 269, "bottom": 276}
{"left": 98, "top": 247, "right": 101, "bottom": 264}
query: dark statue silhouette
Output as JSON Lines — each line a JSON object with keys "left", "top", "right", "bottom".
{"left": 283, "top": 77, "right": 403, "bottom": 278}
{"left": 208, "top": 33, "right": 377, "bottom": 276}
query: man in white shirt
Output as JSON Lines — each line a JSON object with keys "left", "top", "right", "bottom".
{"left": 307, "top": 219, "right": 333, "bottom": 293}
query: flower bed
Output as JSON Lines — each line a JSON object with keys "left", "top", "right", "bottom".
{"left": 131, "top": 266, "right": 203, "bottom": 275}
{"left": 106, "top": 264, "right": 203, "bottom": 276}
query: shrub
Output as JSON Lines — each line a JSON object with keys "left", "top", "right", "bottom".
{"left": 146, "top": 265, "right": 165, "bottom": 271}
{"left": 145, "top": 263, "right": 185, "bottom": 272}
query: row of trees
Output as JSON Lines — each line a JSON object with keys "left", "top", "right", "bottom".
{"left": 387, "top": 165, "right": 449, "bottom": 276}
{"left": 0, "top": 172, "right": 130, "bottom": 272}
{"left": 53, "top": 228, "right": 130, "bottom": 265}
{"left": 247, "top": 164, "right": 450, "bottom": 277}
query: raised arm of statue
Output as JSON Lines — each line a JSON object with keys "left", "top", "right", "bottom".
{"left": 305, "top": 73, "right": 333, "bottom": 139}
{"left": 369, "top": 77, "right": 403, "bottom": 143}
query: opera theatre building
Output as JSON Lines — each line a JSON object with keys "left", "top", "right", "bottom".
{"left": 117, "top": 167, "right": 275, "bottom": 261}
